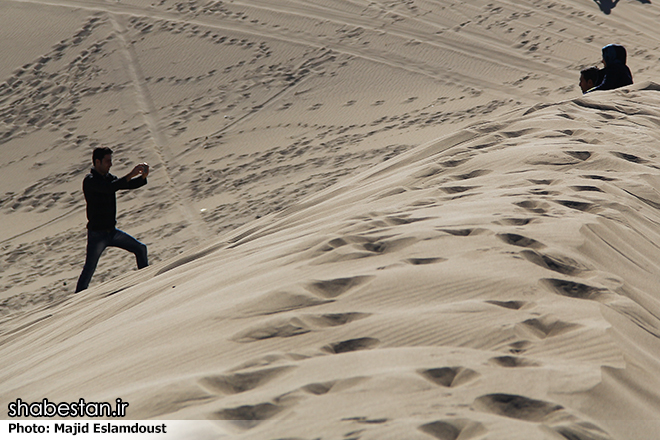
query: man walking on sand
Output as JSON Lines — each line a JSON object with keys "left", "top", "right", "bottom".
{"left": 75, "top": 147, "right": 150, "bottom": 293}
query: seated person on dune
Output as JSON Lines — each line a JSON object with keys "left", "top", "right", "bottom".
{"left": 586, "top": 44, "right": 633, "bottom": 93}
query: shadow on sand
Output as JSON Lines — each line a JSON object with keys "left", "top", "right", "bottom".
{"left": 594, "top": 0, "right": 651, "bottom": 14}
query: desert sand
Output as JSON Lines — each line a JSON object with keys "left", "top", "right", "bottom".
{"left": 2, "top": 0, "right": 660, "bottom": 439}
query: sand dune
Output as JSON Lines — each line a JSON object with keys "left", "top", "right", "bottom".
{"left": 2, "top": 0, "right": 660, "bottom": 439}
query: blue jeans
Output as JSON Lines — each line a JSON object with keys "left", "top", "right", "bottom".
{"left": 75, "top": 229, "right": 148, "bottom": 292}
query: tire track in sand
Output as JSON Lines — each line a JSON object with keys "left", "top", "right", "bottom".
{"left": 108, "top": 13, "right": 210, "bottom": 239}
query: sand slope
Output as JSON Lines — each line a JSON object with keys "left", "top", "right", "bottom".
{"left": 3, "top": 84, "right": 660, "bottom": 439}
{"left": 2, "top": 0, "right": 660, "bottom": 310}
{"left": 2, "top": 1, "right": 660, "bottom": 439}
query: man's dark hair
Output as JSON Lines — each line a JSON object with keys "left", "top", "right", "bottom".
{"left": 580, "top": 66, "right": 601, "bottom": 84}
{"left": 92, "top": 147, "right": 113, "bottom": 165}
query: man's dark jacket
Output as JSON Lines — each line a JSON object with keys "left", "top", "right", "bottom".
{"left": 83, "top": 169, "right": 147, "bottom": 231}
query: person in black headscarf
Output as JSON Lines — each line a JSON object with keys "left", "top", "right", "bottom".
{"left": 588, "top": 44, "right": 633, "bottom": 92}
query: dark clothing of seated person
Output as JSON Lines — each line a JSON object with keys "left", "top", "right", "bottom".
{"left": 589, "top": 44, "right": 633, "bottom": 92}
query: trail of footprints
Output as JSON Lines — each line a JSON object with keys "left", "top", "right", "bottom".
{"left": 193, "top": 363, "right": 611, "bottom": 438}
{"left": 144, "top": 135, "right": 657, "bottom": 434}
{"left": 192, "top": 229, "right": 612, "bottom": 437}
{"left": 117, "top": 140, "right": 653, "bottom": 439}
{"left": 186, "top": 345, "right": 612, "bottom": 438}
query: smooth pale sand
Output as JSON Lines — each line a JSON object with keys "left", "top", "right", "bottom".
{"left": 2, "top": 1, "right": 660, "bottom": 439}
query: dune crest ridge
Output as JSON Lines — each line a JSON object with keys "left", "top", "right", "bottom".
{"left": 2, "top": 84, "right": 660, "bottom": 439}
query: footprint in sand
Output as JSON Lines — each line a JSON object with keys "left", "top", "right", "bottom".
{"left": 413, "top": 165, "right": 445, "bottom": 178}
{"left": 231, "top": 317, "right": 311, "bottom": 342}
{"left": 528, "top": 178, "right": 555, "bottom": 185}
{"left": 564, "top": 151, "right": 592, "bottom": 161}
{"left": 312, "top": 235, "right": 419, "bottom": 264}
{"left": 571, "top": 185, "right": 604, "bottom": 193}
{"left": 581, "top": 174, "right": 616, "bottom": 182}
{"left": 438, "top": 228, "right": 481, "bottom": 237}
{"left": 301, "top": 376, "right": 368, "bottom": 395}
{"left": 541, "top": 278, "right": 606, "bottom": 300}
{"left": 519, "top": 250, "right": 587, "bottom": 276}
{"left": 314, "top": 235, "right": 419, "bottom": 262}
{"left": 361, "top": 237, "right": 418, "bottom": 254}
{"left": 451, "top": 169, "right": 492, "bottom": 180}
{"left": 555, "top": 199, "right": 599, "bottom": 213}
{"left": 496, "top": 233, "right": 545, "bottom": 249}
{"left": 507, "top": 340, "right": 533, "bottom": 354}
{"left": 553, "top": 423, "right": 614, "bottom": 440}
{"left": 322, "top": 337, "right": 380, "bottom": 354}
{"left": 209, "top": 372, "right": 371, "bottom": 429}
{"left": 473, "top": 393, "right": 562, "bottom": 422}
{"left": 440, "top": 185, "right": 479, "bottom": 195}
{"left": 418, "top": 419, "right": 486, "bottom": 440}
{"left": 514, "top": 200, "right": 550, "bottom": 214}
{"left": 305, "top": 275, "right": 374, "bottom": 298}
{"left": 198, "top": 366, "right": 295, "bottom": 395}
{"left": 493, "top": 218, "right": 534, "bottom": 226}
{"left": 301, "top": 381, "right": 336, "bottom": 395}
{"left": 519, "top": 316, "right": 582, "bottom": 339}
{"left": 440, "top": 158, "right": 472, "bottom": 168}
{"left": 486, "top": 300, "right": 527, "bottom": 310}
{"left": 305, "top": 312, "right": 371, "bottom": 327}
{"left": 488, "top": 355, "right": 541, "bottom": 368}
{"left": 473, "top": 394, "right": 613, "bottom": 439}
{"left": 212, "top": 402, "right": 288, "bottom": 430}
{"left": 405, "top": 257, "right": 447, "bottom": 265}
{"left": 384, "top": 215, "right": 434, "bottom": 226}
{"left": 419, "top": 366, "right": 480, "bottom": 388}
{"left": 341, "top": 416, "right": 389, "bottom": 424}
{"left": 611, "top": 151, "right": 648, "bottom": 164}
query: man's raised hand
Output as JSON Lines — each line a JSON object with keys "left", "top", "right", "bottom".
{"left": 128, "top": 163, "right": 149, "bottom": 180}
